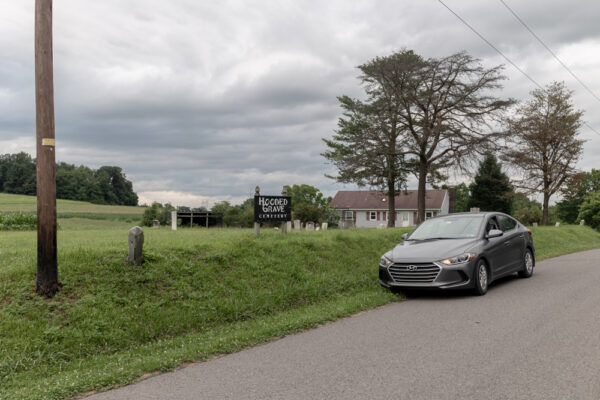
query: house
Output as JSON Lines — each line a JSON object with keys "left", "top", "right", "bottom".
{"left": 330, "top": 189, "right": 449, "bottom": 228}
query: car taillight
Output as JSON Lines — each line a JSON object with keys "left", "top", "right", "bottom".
{"left": 527, "top": 230, "right": 532, "bottom": 236}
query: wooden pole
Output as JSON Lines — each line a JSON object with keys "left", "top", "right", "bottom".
{"left": 281, "top": 186, "right": 288, "bottom": 233}
{"left": 35, "top": 0, "right": 59, "bottom": 296}
{"left": 254, "top": 186, "right": 260, "bottom": 235}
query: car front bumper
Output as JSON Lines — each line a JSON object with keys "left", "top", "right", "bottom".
{"left": 379, "top": 261, "right": 476, "bottom": 290}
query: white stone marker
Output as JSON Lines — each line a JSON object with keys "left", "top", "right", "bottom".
{"left": 171, "top": 211, "right": 177, "bottom": 231}
{"left": 580, "top": 219, "right": 585, "bottom": 226}
{"left": 321, "top": 222, "right": 328, "bottom": 231}
{"left": 555, "top": 222, "right": 560, "bottom": 227}
{"left": 532, "top": 222, "right": 538, "bottom": 227}
{"left": 306, "top": 222, "right": 315, "bottom": 231}
{"left": 294, "top": 220, "right": 302, "bottom": 232}
{"left": 152, "top": 219, "right": 160, "bottom": 228}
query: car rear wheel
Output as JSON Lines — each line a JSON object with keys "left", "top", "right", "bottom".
{"left": 518, "top": 249, "right": 534, "bottom": 278}
{"left": 473, "top": 260, "right": 488, "bottom": 296}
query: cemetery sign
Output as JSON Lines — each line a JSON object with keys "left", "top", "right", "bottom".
{"left": 254, "top": 195, "right": 291, "bottom": 222}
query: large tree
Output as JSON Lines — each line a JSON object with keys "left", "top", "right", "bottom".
{"left": 391, "top": 51, "right": 512, "bottom": 223}
{"left": 324, "top": 50, "right": 512, "bottom": 226}
{"left": 322, "top": 53, "right": 414, "bottom": 227}
{"left": 502, "top": 81, "right": 584, "bottom": 225}
{"left": 468, "top": 153, "right": 513, "bottom": 213}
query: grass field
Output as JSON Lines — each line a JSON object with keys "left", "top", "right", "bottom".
{"left": 1, "top": 210, "right": 599, "bottom": 399}
{"left": 0, "top": 193, "right": 145, "bottom": 216}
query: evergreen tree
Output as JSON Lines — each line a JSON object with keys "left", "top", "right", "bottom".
{"left": 469, "top": 154, "right": 513, "bottom": 213}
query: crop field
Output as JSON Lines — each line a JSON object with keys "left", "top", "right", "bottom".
{"left": 1, "top": 200, "right": 599, "bottom": 399}
{"left": 0, "top": 193, "right": 145, "bottom": 217}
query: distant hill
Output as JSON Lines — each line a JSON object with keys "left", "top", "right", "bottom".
{"left": 0, "top": 152, "right": 138, "bottom": 206}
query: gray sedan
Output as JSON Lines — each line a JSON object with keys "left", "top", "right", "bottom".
{"left": 379, "top": 212, "right": 535, "bottom": 295}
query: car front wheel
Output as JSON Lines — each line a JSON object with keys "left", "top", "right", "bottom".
{"left": 518, "top": 249, "right": 534, "bottom": 278}
{"left": 473, "top": 260, "right": 489, "bottom": 296}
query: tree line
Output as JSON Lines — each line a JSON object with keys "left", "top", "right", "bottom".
{"left": 143, "top": 184, "right": 338, "bottom": 228}
{"left": 445, "top": 153, "right": 599, "bottom": 229}
{"left": 0, "top": 152, "right": 138, "bottom": 206}
{"left": 323, "top": 50, "right": 584, "bottom": 226}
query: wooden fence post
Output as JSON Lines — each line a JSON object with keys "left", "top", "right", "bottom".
{"left": 254, "top": 186, "right": 260, "bottom": 235}
{"left": 281, "top": 186, "right": 288, "bottom": 233}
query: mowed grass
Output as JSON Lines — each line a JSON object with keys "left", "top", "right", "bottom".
{"left": 0, "top": 226, "right": 407, "bottom": 400}
{"left": 0, "top": 221, "right": 599, "bottom": 400}
{"left": 530, "top": 224, "right": 600, "bottom": 260}
{"left": 0, "top": 193, "right": 145, "bottom": 216}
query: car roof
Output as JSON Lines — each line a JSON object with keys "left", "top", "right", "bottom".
{"left": 439, "top": 211, "right": 511, "bottom": 218}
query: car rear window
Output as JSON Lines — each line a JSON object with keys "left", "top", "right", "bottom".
{"left": 497, "top": 215, "right": 517, "bottom": 231}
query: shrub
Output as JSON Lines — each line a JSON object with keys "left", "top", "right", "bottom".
{"left": 0, "top": 212, "right": 37, "bottom": 230}
{"left": 578, "top": 191, "right": 600, "bottom": 229}
{"left": 513, "top": 204, "right": 542, "bottom": 225}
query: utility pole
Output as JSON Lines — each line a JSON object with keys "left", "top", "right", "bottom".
{"left": 35, "top": 0, "right": 59, "bottom": 297}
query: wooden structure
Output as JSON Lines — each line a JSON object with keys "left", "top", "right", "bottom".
{"left": 176, "top": 211, "right": 216, "bottom": 228}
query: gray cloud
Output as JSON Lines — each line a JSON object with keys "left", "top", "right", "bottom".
{"left": 1, "top": 0, "right": 599, "bottom": 206}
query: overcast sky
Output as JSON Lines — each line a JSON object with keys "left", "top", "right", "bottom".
{"left": 1, "top": 0, "right": 599, "bottom": 207}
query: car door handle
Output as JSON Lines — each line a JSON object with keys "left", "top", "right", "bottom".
{"left": 519, "top": 234, "right": 524, "bottom": 238}
{"left": 504, "top": 241, "right": 511, "bottom": 246}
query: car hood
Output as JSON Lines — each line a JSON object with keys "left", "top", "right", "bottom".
{"left": 389, "top": 238, "right": 480, "bottom": 262}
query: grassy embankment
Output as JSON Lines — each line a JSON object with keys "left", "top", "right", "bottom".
{"left": 1, "top": 193, "right": 600, "bottom": 399}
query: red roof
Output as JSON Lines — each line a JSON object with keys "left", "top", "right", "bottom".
{"left": 329, "top": 190, "right": 446, "bottom": 210}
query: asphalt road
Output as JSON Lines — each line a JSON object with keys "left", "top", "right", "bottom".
{"left": 86, "top": 249, "right": 600, "bottom": 400}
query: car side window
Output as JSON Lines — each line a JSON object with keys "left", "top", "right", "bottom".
{"left": 497, "top": 215, "right": 517, "bottom": 231}
{"left": 485, "top": 217, "right": 499, "bottom": 233}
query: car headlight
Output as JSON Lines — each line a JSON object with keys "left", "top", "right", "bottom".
{"left": 440, "top": 253, "right": 476, "bottom": 265}
{"left": 380, "top": 255, "right": 392, "bottom": 266}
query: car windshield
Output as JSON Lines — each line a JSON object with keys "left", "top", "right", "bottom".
{"left": 408, "top": 215, "right": 484, "bottom": 240}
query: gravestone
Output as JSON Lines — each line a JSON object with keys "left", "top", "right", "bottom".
{"left": 580, "top": 219, "right": 585, "bottom": 226}
{"left": 171, "top": 211, "right": 177, "bottom": 231}
{"left": 532, "top": 222, "right": 538, "bottom": 227}
{"left": 294, "top": 220, "right": 301, "bottom": 232}
{"left": 285, "top": 221, "right": 292, "bottom": 232}
{"left": 321, "top": 222, "right": 328, "bottom": 231}
{"left": 127, "top": 226, "right": 144, "bottom": 266}
{"left": 153, "top": 220, "right": 160, "bottom": 228}
{"left": 555, "top": 222, "right": 560, "bottom": 227}
{"left": 470, "top": 207, "right": 480, "bottom": 212}
{"left": 306, "top": 222, "right": 315, "bottom": 231}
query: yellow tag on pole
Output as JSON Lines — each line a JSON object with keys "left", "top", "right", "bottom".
{"left": 42, "top": 138, "right": 55, "bottom": 146}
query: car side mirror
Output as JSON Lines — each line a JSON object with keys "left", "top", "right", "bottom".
{"left": 401, "top": 233, "right": 408, "bottom": 240}
{"left": 486, "top": 229, "right": 503, "bottom": 239}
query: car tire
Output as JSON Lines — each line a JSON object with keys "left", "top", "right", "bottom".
{"left": 518, "top": 249, "right": 534, "bottom": 278}
{"left": 473, "top": 260, "right": 489, "bottom": 296}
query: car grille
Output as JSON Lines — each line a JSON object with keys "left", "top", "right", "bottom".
{"left": 388, "top": 263, "right": 440, "bottom": 283}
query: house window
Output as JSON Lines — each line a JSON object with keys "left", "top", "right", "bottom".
{"left": 425, "top": 211, "right": 433, "bottom": 219}
{"left": 344, "top": 211, "right": 353, "bottom": 220}
{"left": 370, "top": 211, "right": 377, "bottom": 221}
